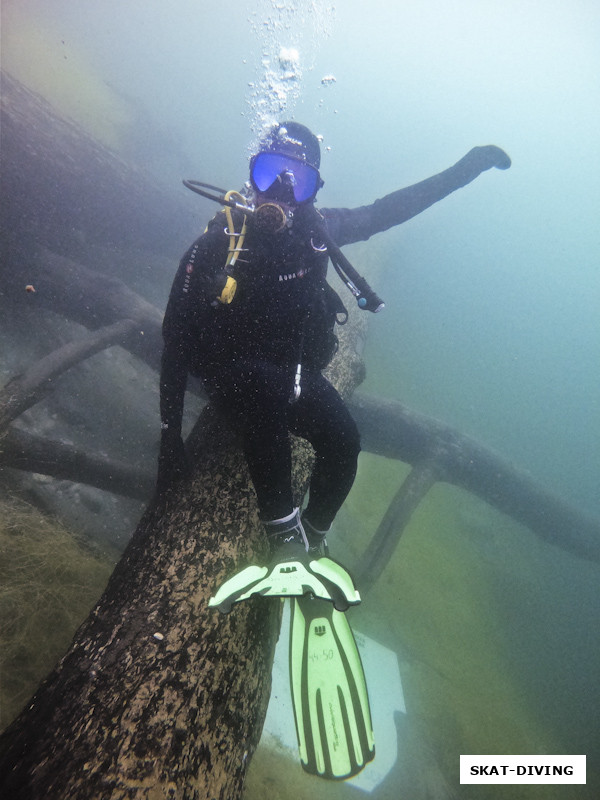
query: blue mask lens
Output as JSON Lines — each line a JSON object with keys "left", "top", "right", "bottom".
{"left": 250, "top": 152, "right": 321, "bottom": 203}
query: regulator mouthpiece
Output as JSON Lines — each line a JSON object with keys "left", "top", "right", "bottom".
{"left": 253, "top": 202, "right": 289, "bottom": 234}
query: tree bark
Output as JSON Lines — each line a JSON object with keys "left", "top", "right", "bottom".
{"left": 0, "top": 308, "right": 368, "bottom": 800}
{"left": 0, "top": 410, "right": 280, "bottom": 800}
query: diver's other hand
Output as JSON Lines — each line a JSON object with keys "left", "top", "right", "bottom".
{"left": 468, "top": 145, "right": 512, "bottom": 171}
{"left": 157, "top": 428, "right": 190, "bottom": 491}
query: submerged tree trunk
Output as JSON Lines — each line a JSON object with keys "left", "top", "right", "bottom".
{"left": 0, "top": 70, "right": 198, "bottom": 263}
{"left": 0, "top": 427, "right": 155, "bottom": 500}
{"left": 0, "top": 300, "right": 367, "bottom": 799}
{"left": 2, "top": 246, "right": 166, "bottom": 373}
{"left": 0, "top": 319, "right": 139, "bottom": 429}
{"left": 0, "top": 410, "right": 280, "bottom": 800}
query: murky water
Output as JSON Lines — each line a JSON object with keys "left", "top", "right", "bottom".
{"left": 2, "top": 1, "right": 599, "bottom": 797}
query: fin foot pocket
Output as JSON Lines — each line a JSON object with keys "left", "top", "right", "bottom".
{"left": 208, "top": 554, "right": 360, "bottom": 613}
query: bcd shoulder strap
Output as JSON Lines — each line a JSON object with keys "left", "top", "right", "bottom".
{"left": 215, "top": 191, "right": 249, "bottom": 305}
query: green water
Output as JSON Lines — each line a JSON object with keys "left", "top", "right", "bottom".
{"left": 3, "top": 1, "right": 599, "bottom": 796}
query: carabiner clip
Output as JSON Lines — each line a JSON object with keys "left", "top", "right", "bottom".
{"left": 290, "top": 363, "right": 302, "bottom": 403}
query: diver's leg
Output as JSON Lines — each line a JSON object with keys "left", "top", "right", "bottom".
{"left": 288, "top": 373, "right": 361, "bottom": 532}
{"left": 207, "top": 369, "right": 361, "bottom": 613}
{"left": 204, "top": 361, "right": 296, "bottom": 522}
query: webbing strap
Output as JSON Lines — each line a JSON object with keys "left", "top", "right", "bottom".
{"left": 218, "top": 191, "right": 248, "bottom": 304}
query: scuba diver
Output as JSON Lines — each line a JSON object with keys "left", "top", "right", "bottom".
{"left": 158, "top": 121, "right": 511, "bottom": 612}
{"left": 158, "top": 122, "right": 510, "bottom": 779}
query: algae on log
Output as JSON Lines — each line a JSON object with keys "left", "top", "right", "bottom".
{"left": 0, "top": 412, "right": 278, "bottom": 800}
{"left": 0, "top": 311, "right": 368, "bottom": 800}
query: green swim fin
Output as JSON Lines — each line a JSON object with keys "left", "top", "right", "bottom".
{"left": 208, "top": 551, "right": 361, "bottom": 614}
{"left": 289, "top": 595, "right": 375, "bottom": 780}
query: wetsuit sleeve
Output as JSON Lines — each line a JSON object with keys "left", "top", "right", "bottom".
{"left": 321, "top": 145, "right": 511, "bottom": 246}
{"left": 159, "top": 341, "right": 188, "bottom": 436}
{"left": 159, "top": 269, "right": 193, "bottom": 436}
{"left": 159, "top": 232, "right": 222, "bottom": 435}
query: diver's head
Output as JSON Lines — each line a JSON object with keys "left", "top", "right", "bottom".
{"left": 259, "top": 121, "right": 321, "bottom": 170}
{"left": 249, "top": 121, "right": 324, "bottom": 218}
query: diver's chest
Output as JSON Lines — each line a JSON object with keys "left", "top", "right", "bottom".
{"left": 235, "top": 236, "right": 324, "bottom": 299}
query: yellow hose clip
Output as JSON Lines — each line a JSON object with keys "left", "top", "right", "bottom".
{"left": 219, "top": 275, "right": 238, "bottom": 304}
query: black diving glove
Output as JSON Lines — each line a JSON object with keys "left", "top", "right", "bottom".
{"left": 157, "top": 428, "right": 190, "bottom": 491}
{"left": 466, "top": 144, "right": 512, "bottom": 172}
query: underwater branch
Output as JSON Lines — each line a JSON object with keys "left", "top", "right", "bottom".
{"left": 350, "top": 392, "right": 600, "bottom": 579}
{"left": 0, "top": 319, "right": 139, "bottom": 431}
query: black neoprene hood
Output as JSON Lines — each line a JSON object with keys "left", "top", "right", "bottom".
{"left": 259, "top": 121, "right": 321, "bottom": 169}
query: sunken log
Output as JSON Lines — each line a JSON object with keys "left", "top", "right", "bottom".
{"left": 1, "top": 68, "right": 597, "bottom": 799}
{"left": 2, "top": 247, "right": 165, "bottom": 374}
{"left": 3, "top": 388, "right": 598, "bottom": 566}
{"left": 0, "top": 272, "right": 596, "bottom": 564}
{"left": 0, "top": 410, "right": 280, "bottom": 800}
{"left": 0, "top": 70, "right": 198, "bottom": 263}
{"left": 349, "top": 392, "right": 600, "bottom": 568}
{"left": 0, "top": 306, "right": 367, "bottom": 800}
{"left": 0, "top": 319, "right": 138, "bottom": 430}
{"left": 0, "top": 427, "right": 155, "bottom": 501}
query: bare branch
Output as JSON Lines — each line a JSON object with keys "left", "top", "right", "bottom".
{"left": 0, "top": 427, "right": 154, "bottom": 501}
{"left": 349, "top": 392, "right": 600, "bottom": 563}
{"left": 0, "top": 319, "right": 138, "bottom": 431}
{"left": 357, "top": 463, "right": 439, "bottom": 592}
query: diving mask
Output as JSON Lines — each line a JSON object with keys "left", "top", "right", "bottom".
{"left": 250, "top": 151, "right": 324, "bottom": 205}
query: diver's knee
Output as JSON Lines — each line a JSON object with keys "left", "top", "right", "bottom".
{"left": 338, "top": 419, "right": 361, "bottom": 463}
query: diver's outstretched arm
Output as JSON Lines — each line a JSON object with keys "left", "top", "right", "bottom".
{"left": 322, "top": 145, "right": 511, "bottom": 246}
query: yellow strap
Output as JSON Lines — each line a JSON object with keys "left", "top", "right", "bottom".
{"left": 224, "top": 191, "right": 247, "bottom": 267}
{"left": 218, "top": 191, "right": 248, "bottom": 304}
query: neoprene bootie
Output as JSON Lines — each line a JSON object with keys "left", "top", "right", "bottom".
{"left": 302, "top": 515, "right": 329, "bottom": 556}
{"left": 264, "top": 508, "right": 309, "bottom": 557}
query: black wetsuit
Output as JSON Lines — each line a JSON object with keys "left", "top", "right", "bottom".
{"left": 159, "top": 146, "right": 510, "bottom": 527}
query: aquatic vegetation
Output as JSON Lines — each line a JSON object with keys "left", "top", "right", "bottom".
{"left": 0, "top": 496, "right": 116, "bottom": 730}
